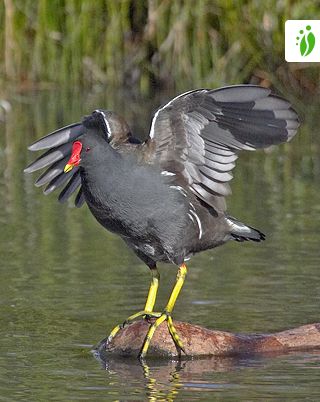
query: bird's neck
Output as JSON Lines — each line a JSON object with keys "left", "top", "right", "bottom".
{"left": 80, "top": 144, "right": 142, "bottom": 219}
{"left": 81, "top": 144, "right": 120, "bottom": 191}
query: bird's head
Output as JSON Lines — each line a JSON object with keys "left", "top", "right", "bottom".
{"left": 64, "top": 109, "right": 132, "bottom": 173}
{"left": 63, "top": 132, "right": 108, "bottom": 173}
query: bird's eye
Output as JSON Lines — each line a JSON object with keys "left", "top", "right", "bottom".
{"left": 86, "top": 147, "right": 91, "bottom": 152}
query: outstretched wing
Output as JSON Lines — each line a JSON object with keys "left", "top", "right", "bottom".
{"left": 24, "top": 122, "right": 86, "bottom": 207}
{"left": 143, "top": 85, "right": 299, "bottom": 212}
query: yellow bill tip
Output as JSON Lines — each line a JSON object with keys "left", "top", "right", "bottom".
{"left": 64, "top": 163, "right": 74, "bottom": 173}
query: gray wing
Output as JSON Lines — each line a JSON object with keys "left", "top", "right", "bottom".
{"left": 143, "top": 85, "right": 299, "bottom": 212}
{"left": 24, "top": 122, "right": 86, "bottom": 207}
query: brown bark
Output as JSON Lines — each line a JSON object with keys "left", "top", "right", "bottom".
{"left": 98, "top": 320, "right": 320, "bottom": 358}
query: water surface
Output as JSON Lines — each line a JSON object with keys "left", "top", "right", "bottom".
{"left": 0, "top": 89, "right": 319, "bottom": 400}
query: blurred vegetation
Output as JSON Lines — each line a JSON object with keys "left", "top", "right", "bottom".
{"left": 0, "top": 0, "right": 319, "bottom": 99}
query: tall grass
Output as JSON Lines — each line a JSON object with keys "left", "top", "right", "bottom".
{"left": 1, "top": 0, "right": 319, "bottom": 96}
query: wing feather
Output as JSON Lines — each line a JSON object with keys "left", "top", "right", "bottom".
{"left": 28, "top": 123, "right": 83, "bottom": 151}
{"left": 58, "top": 171, "right": 82, "bottom": 203}
{"left": 75, "top": 187, "right": 85, "bottom": 208}
{"left": 24, "top": 123, "right": 85, "bottom": 206}
{"left": 34, "top": 156, "right": 69, "bottom": 187}
{"left": 43, "top": 168, "right": 78, "bottom": 195}
{"left": 143, "top": 85, "right": 299, "bottom": 212}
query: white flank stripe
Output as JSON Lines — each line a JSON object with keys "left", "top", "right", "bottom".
{"left": 161, "top": 171, "right": 176, "bottom": 176}
{"left": 187, "top": 212, "right": 195, "bottom": 223}
{"left": 170, "top": 185, "right": 187, "bottom": 197}
{"left": 190, "top": 209, "right": 203, "bottom": 239}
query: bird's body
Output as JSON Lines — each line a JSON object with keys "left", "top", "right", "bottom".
{"left": 80, "top": 137, "right": 192, "bottom": 266}
{"left": 24, "top": 85, "right": 299, "bottom": 359}
{"left": 78, "top": 129, "right": 255, "bottom": 267}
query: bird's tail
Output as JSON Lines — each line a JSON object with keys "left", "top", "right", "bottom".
{"left": 226, "top": 216, "right": 265, "bottom": 242}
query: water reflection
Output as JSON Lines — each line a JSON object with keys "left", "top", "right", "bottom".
{"left": 94, "top": 350, "right": 320, "bottom": 400}
{"left": 95, "top": 355, "right": 243, "bottom": 400}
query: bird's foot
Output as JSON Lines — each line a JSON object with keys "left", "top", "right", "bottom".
{"left": 104, "top": 310, "right": 162, "bottom": 348}
{"left": 139, "top": 311, "right": 185, "bottom": 360}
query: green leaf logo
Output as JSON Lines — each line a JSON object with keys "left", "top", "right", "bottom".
{"left": 296, "top": 25, "right": 316, "bottom": 57}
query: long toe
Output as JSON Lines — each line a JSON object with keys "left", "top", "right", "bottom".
{"left": 139, "top": 312, "right": 185, "bottom": 359}
{"left": 139, "top": 313, "right": 167, "bottom": 359}
{"left": 106, "top": 310, "right": 162, "bottom": 347}
{"left": 167, "top": 315, "right": 185, "bottom": 355}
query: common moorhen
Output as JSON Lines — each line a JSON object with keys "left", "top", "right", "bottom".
{"left": 24, "top": 85, "right": 299, "bottom": 359}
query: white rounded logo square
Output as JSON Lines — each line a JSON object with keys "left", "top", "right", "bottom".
{"left": 285, "top": 20, "right": 320, "bottom": 62}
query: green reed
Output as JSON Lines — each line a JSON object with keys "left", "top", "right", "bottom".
{"left": 1, "top": 0, "right": 319, "bottom": 96}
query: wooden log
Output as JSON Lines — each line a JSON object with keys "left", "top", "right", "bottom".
{"left": 96, "top": 320, "right": 320, "bottom": 358}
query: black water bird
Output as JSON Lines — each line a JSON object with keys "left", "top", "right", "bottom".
{"left": 24, "top": 85, "right": 299, "bottom": 358}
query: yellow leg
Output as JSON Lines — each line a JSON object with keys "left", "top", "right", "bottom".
{"left": 144, "top": 268, "right": 160, "bottom": 312}
{"left": 139, "top": 263, "right": 187, "bottom": 359}
{"left": 165, "top": 263, "right": 187, "bottom": 313}
{"left": 106, "top": 268, "right": 160, "bottom": 345}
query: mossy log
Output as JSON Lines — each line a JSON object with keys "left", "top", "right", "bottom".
{"left": 97, "top": 320, "right": 320, "bottom": 358}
